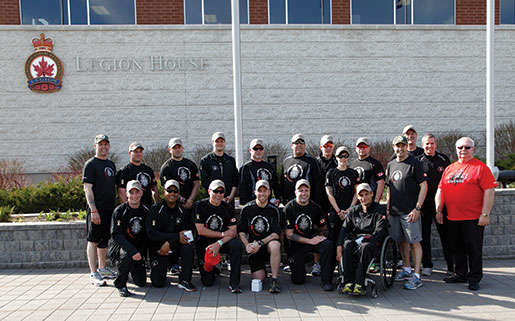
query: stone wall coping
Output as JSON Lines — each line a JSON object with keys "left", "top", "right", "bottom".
{"left": 0, "top": 221, "right": 85, "bottom": 230}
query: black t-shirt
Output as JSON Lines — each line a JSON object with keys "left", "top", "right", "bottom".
{"left": 82, "top": 157, "right": 116, "bottom": 210}
{"left": 390, "top": 147, "right": 424, "bottom": 161}
{"left": 280, "top": 154, "right": 323, "bottom": 205}
{"left": 146, "top": 200, "right": 192, "bottom": 251}
{"left": 325, "top": 167, "right": 360, "bottom": 211}
{"left": 116, "top": 162, "right": 157, "bottom": 207}
{"left": 160, "top": 157, "right": 199, "bottom": 200}
{"left": 349, "top": 156, "right": 385, "bottom": 195}
{"left": 386, "top": 156, "right": 427, "bottom": 216}
{"left": 284, "top": 199, "right": 327, "bottom": 239}
{"left": 111, "top": 202, "right": 149, "bottom": 256}
{"left": 199, "top": 153, "right": 239, "bottom": 198}
{"left": 238, "top": 160, "right": 280, "bottom": 205}
{"left": 317, "top": 154, "right": 337, "bottom": 212}
{"left": 419, "top": 151, "right": 451, "bottom": 211}
{"left": 194, "top": 199, "right": 237, "bottom": 247}
{"left": 238, "top": 201, "right": 281, "bottom": 242}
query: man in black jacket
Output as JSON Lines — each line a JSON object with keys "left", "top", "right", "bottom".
{"left": 336, "top": 183, "right": 387, "bottom": 295}
{"left": 111, "top": 180, "right": 149, "bottom": 297}
{"left": 146, "top": 180, "right": 196, "bottom": 291}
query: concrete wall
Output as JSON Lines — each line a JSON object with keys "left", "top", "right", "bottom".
{"left": 1, "top": 25, "right": 514, "bottom": 175}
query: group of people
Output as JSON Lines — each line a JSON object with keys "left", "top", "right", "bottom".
{"left": 82, "top": 125, "right": 496, "bottom": 297}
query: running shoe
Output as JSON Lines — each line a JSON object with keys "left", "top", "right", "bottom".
{"left": 395, "top": 270, "right": 413, "bottom": 281}
{"left": 98, "top": 267, "right": 117, "bottom": 279}
{"left": 178, "top": 280, "right": 197, "bottom": 292}
{"left": 404, "top": 275, "right": 423, "bottom": 290}
{"left": 90, "top": 272, "right": 106, "bottom": 287}
{"left": 311, "top": 262, "right": 322, "bottom": 276}
{"left": 269, "top": 279, "right": 281, "bottom": 293}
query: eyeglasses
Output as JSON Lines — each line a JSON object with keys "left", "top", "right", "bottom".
{"left": 165, "top": 188, "right": 179, "bottom": 194}
{"left": 322, "top": 143, "right": 334, "bottom": 148}
{"left": 337, "top": 154, "right": 350, "bottom": 159}
{"left": 356, "top": 145, "right": 369, "bottom": 149}
{"left": 457, "top": 146, "right": 472, "bottom": 150}
{"left": 293, "top": 141, "right": 305, "bottom": 145}
{"left": 252, "top": 147, "right": 264, "bottom": 151}
{"left": 212, "top": 189, "right": 225, "bottom": 194}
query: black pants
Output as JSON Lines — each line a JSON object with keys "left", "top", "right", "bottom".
{"left": 197, "top": 238, "right": 242, "bottom": 289}
{"left": 447, "top": 219, "right": 484, "bottom": 284}
{"left": 114, "top": 249, "right": 147, "bottom": 289}
{"left": 289, "top": 239, "right": 335, "bottom": 285}
{"left": 342, "top": 240, "right": 379, "bottom": 286}
{"left": 328, "top": 209, "right": 343, "bottom": 243}
{"left": 421, "top": 206, "right": 454, "bottom": 271}
{"left": 149, "top": 242, "right": 194, "bottom": 288}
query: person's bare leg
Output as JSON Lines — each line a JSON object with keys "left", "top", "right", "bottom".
{"left": 97, "top": 247, "right": 107, "bottom": 269}
{"left": 268, "top": 241, "right": 281, "bottom": 279}
{"left": 412, "top": 242, "right": 422, "bottom": 275}
{"left": 400, "top": 241, "right": 411, "bottom": 268}
{"left": 87, "top": 242, "right": 98, "bottom": 273}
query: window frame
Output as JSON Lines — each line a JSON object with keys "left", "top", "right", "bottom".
{"left": 268, "top": 0, "right": 332, "bottom": 24}
{"left": 184, "top": 0, "right": 250, "bottom": 24}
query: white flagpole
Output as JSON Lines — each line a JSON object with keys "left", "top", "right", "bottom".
{"left": 231, "top": 0, "right": 244, "bottom": 168}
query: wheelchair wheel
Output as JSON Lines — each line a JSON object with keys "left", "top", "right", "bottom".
{"left": 380, "top": 235, "right": 398, "bottom": 290}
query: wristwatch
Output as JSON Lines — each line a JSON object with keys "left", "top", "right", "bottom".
{"left": 257, "top": 240, "right": 264, "bottom": 246}
{"left": 415, "top": 206, "right": 421, "bottom": 212}
{"left": 481, "top": 213, "right": 489, "bottom": 217}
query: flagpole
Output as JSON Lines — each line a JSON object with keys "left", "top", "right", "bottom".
{"left": 231, "top": 0, "right": 244, "bottom": 168}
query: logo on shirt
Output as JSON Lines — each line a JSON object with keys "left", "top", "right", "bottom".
{"left": 206, "top": 214, "right": 223, "bottom": 231}
{"left": 104, "top": 167, "right": 115, "bottom": 179}
{"left": 295, "top": 213, "right": 312, "bottom": 234}
{"left": 250, "top": 215, "right": 270, "bottom": 236}
{"left": 437, "top": 166, "right": 445, "bottom": 173}
{"left": 128, "top": 216, "right": 144, "bottom": 238}
{"left": 175, "top": 217, "right": 183, "bottom": 225}
{"left": 447, "top": 169, "right": 467, "bottom": 185}
{"left": 257, "top": 168, "right": 272, "bottom": 181}
{"left": 211, "top": 165, "right": 219, "bottom": 172}
{"left": 136, "top": 172, "right": 151, "bottom": 189}
{"left": 177, "top": 166, "right": 191, "bottom": 182}
{"left": 391, "top": 170, "right": 402, "bottom": 183}
{"left": 338, "top": 176, "right": 351, "bottom": 189}
{"left": 286, "top": 164, "right": 303, "bottom": 182}
{"left": 354, "top": 167, "right": 365, "bottom": 181}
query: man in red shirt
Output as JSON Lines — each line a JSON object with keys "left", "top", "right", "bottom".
{"left": 435, "top": 137, "right": 496, "bottom": 291}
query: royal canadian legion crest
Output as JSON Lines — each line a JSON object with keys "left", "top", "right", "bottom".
{"left": 25, "top": 33, "right": 63, "bottom": 93}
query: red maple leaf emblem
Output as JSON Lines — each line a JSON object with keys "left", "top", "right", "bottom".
{"left": 33, "top": 57, "right": 54, "bottom": 77}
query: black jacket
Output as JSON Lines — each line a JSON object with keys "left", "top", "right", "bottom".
{"left": 200, "top": 152, "right": 238, "bottom": 197}
{"left": 146, "top": 200, "right": 191, "bottom": 251}
{"left": 337, "top": 202, "right": 387, "bottom": 247}
{"left": 111, "top": 202, "right": 149, "bottom": 257}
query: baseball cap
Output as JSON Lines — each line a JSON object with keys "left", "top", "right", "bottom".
{"left": 392, "top": 135, "right": 408, "bottom": 146}
{"left": 355, "top": 137, "right": 370, "bottom": 146}
{"left": 168, "top": 137, "right": 182, "bottom": 148}
{"left": 320, "top": 135, "right": 334, "bottom": 146}
{"left": 209, "top": 179, "right": 225, "bottom": 191}
{"left": 212, "top": 132, "right": 225, "bottom": 141}
{"left": 255, "top": 180, "right": 270, "bottom": 190}
{"left": 94, "top": 134, "right": 109, "bottom": 144}
{"left": 126, "top": 180, "right": 142, "bottom": 191}
{"left": 295, "top": 179, "right": 310, "bottom": 190}
{"left": 335, "top": 146, "right": 350, "bottom": 157}
{"left": 291, "top": 133, "right": 305, "bottom": 143}
{"left": 249, "top": 139, "right": 264, "bottom": 149}
{"left": 356, "top": 183, "right": 373, "bottom": 194}
{"left": 129, "top": 142, "right": 144, "bottom": 152}
{"left": 402, "top": 125, "right": 417, "bottom": 135}
{"left": 164, "top": 180, "right": 180, "bottom": 191}
{"left": 204, "top": 250, "right": 221, "bottom": 272}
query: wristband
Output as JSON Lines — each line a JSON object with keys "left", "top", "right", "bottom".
{"left": 217, "top": 240, "right": 224, "bottom": 246}
{"left": 221, "top": 231, "right": 225, "bottom": 237}
{"left": 257, "top": 240, "right": 264, "bottom": 246}
{"left": 481, "top": 213, "right": 489, "bottom": 217}
{"left": 91, "top": 210, "right": 98, "bottom": 214}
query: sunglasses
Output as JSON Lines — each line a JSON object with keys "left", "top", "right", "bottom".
{"left": 252, "top": 147, "right": 264, "bottom": 151}
{"left": 165, "top": 188, "right": 179, "bottom": 194}
{"left": 293, "top": 141, "right": 305, "bottom": 145}
{"left": 212, "top": 189, "right": 225, "bottom": 194}
{"left": 457, "top": 146, "right": 472, "bottom": 150}
{"left": 337, "top": 154, "right": 350, "bottom": 159}
{"left": 323, "top": 143, "right": 334, "bottom": 148}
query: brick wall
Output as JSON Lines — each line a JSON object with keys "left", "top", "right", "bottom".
{"left": 456, "top": 0, "right": 500, "bottom": 25}
{"left": 136, "top": 0, "right": 184, "bottom": 24}
{"left": 0, "top": 0, "right": 20, "bottom": 25}
{"left": 332, "top": 0, "right": 350, "bottom": 24}
{"left": 250, "top": 0, "right": 268, "bottom": 24}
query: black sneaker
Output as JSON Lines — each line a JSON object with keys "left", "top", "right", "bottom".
{"left": 444, "top": 275, "right": 467, "bottom": 283}
{"left": 229, "top": 285, "right": 242, "bottom": 293}
{"left": 469, "top": 282, "right": 480, "bottom": 291}
{"left": 118, "top": 287, "right": 131, "bottom": 297}
{"left": 322, "top": 282, "right": 334, "bottom": 291}
{"left": 178, "top": 280, "right": 197, "bottom": 292}
{"left": 269, "top": 279, "right": 281, "bottom": 293}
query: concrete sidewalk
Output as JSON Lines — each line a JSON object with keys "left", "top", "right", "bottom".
{"left": 1, "top": 259, "right": 514, "bottom": 321}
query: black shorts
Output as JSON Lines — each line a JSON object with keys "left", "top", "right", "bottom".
{"left": 87, "top": 208, "right": 113, "bottom": 248}
{"left": 248, "top": 246, "right": 269, "bottom": 273}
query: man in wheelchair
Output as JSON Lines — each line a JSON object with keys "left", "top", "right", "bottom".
{"left": 336, "top": 183, "right": 387, "bottom": 295}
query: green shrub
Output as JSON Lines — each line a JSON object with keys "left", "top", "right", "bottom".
{"left": 0, "top": 206, "right": 14, "bottom": 222}
{"left": 496, "top": 153, "right": 515, "bottom": 171}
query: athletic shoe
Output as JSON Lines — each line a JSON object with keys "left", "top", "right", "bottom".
{"left": 98, "top": 267, "right": 117, "bottom": 279}
{"left": 311, "top": 262, "right": 322, "bottom": 276}
{"left": 269, "top": 279, "right": 281, "bottom": 293}
{"left": 422, "top": 267, "right": 432, "bottom": 276}
{"left": 395, "top": 270, "right": 413, "bottom": 281}
{"left": 170, "top": 264, "right": 181, "bottom": 275}
{"left": 369, "top": 263, "right": 379, "bottom": 273}
{"left": 117, "top": 287, "right": 131, "bottom": 297}
{"left": 90, "top": 272, "right": 106, "bottom": 287}
{"left": 283, "top": 265, "right": 291, "bottom": 272}
{"left": 352, "top": 284, "right": 365, "bottom": 296}
{"left": 322, "top": 282, "right": 334, "bottom": 291}
{"left": 178, "top": 280, "right": 197, "bottom": 292}
{"left": 229, "top": 285, "right": 242, "bottom": 294}
{"left": 404, "top": 276, "right": 423, "bottom": 290}
{"left": 469, "top": 282, "right": 480, "bottom": 291}
{"left": 444, "top": 275, "right": 467, "bottom": 283}
{"left": 343, "top": 283, "right": 354, "bottom": 294}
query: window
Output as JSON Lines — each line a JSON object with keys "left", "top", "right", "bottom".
{"left": 185, "top": 0, "right": 249, "bottom": 24}
{"left": 269, "top": 0, "right": 331, "bottom": 24}
{"left": 20, "top": 0, "right": 136, "bottom": 25}
{"left": 352, "top": 0, "right": 454, "bottom": 24}
{"left": 501, "top": 0, "right": 515, "bottom": 24}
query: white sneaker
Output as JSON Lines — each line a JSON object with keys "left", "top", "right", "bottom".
{"left": 98, "top": 267, "right": 117, "bottom": 279}
{"left": 90, "top": 272, "right": 106, "bottom": 287}
{"left": 422, "top": 267, "right": 432, "bottom": 276}
{"left": 311, "top": 262, "right": 321, "bottom": 276}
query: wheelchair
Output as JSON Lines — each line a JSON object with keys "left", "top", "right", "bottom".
{"left": 336, "top": 235, "right": 398, "bottom": 298}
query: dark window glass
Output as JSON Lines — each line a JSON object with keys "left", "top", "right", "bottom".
{"left": 269, "top": 0, "right": 286, "bottom": 23}
{"left": 414, "top": 0, "right": 454, "bottom": 24}
{"left": 63, "top": 0, "right": 88, "bottom": 25}
{"left": 89, "top": 0, "right": 135, "bottom": 24}
{"left": 352, "top": 0, "right": 393, "bottom": 24}
{"left": 21, "top": 0, "right": 63, "bottom": 25}
{"left": 501, "top": 0, "right": 515, "bottom": 24}
{"left": 288, "top": 0, "right": 331, "bottom": 24}
{"left": 396, "top": 0, "right": 411, "bottom": 24}
{"left": 202, "top": 0, "right": 248, "bottom": 24}
{"left": 185, "top": 0, "right": 203, "bottom": 24}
